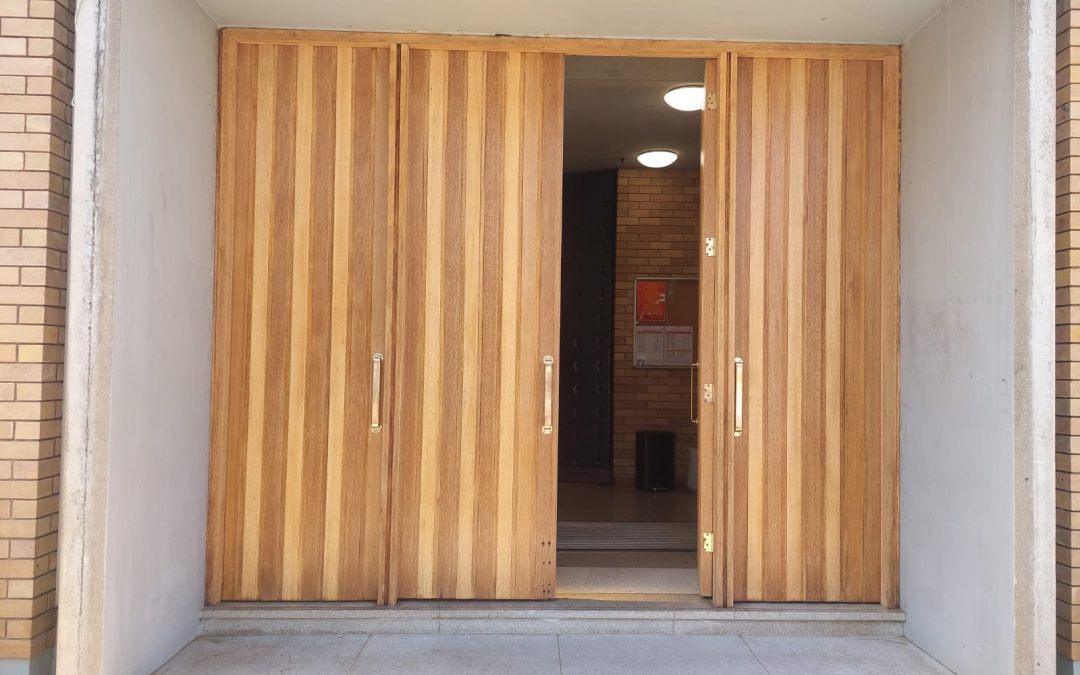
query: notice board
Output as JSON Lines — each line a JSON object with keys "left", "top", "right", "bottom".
{"left": 632, "top": 277, "right": 699, "bottom": 368}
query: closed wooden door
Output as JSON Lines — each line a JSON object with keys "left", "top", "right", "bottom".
{"left": 389, "top": 47, "right": 564, "bottom": 600}
{"left": 206, "top": 35, "right": 397, "bottom": 603}
{"left": 720, "top": 53, "right": 899, "bottom": 605}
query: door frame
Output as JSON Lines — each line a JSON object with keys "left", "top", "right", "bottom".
{"left": 206, "top": 27, "right": 899, "bottom": 608}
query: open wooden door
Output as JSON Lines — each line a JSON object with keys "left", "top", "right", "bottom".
{"left": 721, "top": 52, "right": 899, "bottom": 605}
{"left": 389, "top": 46, "right": 564, "bottom": 601}
{"left": 697, "top": 55, "right": 729, "bottom": 602}
{"left": 207, "top": 35, "right": 398, "bottom": 603}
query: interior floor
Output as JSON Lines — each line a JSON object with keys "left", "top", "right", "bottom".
{"left": 557, "top": 483, "right": 695, "bottom": 523}
{"left": 556, "top": 483, "right": 699, "bottom": 599}
{"left": 556, "top": 551, "right": 699, "bottom": 601}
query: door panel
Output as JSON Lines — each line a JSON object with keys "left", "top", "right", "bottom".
{"left": 207, "top": 37, "right": 397, "bottom": 602}
{"left": 723, "top": 54, "right": 899, "bottom": 604}
{"left": 559, "top": 170, "right": 617, "bottom": 483}
{"left": 697, "top": 56, "right": 728, "bottom": 600}
{"left": 390, "top": 47, "right": 564, "bottom": 600}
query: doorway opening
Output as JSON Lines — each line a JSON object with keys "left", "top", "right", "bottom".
{"left": 556, "top": 55, "right": 705, "bottom": 601}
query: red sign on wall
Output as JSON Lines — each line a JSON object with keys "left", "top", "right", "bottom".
{"left": 636, "top": 280, "right": 668, "bottom": 322}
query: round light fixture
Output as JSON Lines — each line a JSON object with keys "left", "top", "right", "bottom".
{"left": 664, "top": 84, "right": 706, "bottom": 112}
{"left": 637, "top": 149, "right": 678, "bottom": 168}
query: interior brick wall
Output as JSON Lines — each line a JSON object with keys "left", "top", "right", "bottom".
{"left": 1060, "top": 0, "right": 1080, "bottom": 660}
{"left": 612, "top": 168, "right": 699, "bottom": 487}
{"left": 0, "top": 0, "right": 71, "bottom": 660}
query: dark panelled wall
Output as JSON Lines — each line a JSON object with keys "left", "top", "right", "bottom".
{"left": 558, "top": 171, "right": 617, "bottom": 482}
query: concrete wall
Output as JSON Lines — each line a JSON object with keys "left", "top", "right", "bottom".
{"left": 58, "top": 0, "right": 218, "bottom": 672}
{"left": 101, "top": 0, "right": 218, "bottom": 671}
{"left": 900, "top": 0, "right": 1040, "bottom": 672}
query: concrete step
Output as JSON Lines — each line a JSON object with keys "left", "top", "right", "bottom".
{"left": 200, "top": 601, "right": 906, "bottom": 638}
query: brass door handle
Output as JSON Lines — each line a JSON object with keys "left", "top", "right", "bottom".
{"left": 542, "top": 355, "right": 554, "bottom": 435}
{"left": 370, "top": 353, "right": 384, "bottom": 433}
{"left": 733, "top": 357, "right": 744, "bottom": 437}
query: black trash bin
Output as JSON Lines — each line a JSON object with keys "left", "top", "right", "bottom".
{"left": 635, "top": 430, "right": 675, "bottom": 492}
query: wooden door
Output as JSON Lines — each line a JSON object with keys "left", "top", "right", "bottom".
{"left": 720, "top": 53, "right": 899, "bottom": 605}
{"left": 697, "top": 56, "right": 728, "bottom": 599}
{"left": 389, "top": 47, "right": 564, "bottom": 600}
{"left": 206, "top": 35, "right": 397, "bottom": 603}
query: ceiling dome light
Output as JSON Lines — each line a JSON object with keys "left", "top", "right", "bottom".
{"left": 664, "top": 85, "right": 706, "bottom": 111}
{"left": 637, "top": 150, "right": 678, "bottom": 168}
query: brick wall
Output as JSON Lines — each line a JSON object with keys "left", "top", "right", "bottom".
{"left": 613, "top": 168, "right": 699, "bottom": 487}
{"left": 0, "top": 0, "right": 71, "bottom": 661}
{"left": 1060, "top": 0, "right": 1080, "bottom": 660}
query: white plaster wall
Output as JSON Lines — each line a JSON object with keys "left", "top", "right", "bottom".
{"left": 100, "top": 0, "right": 218, "bottom": 672}
{"left": 900, "top": 0, "right": 1020, "bottom": 672}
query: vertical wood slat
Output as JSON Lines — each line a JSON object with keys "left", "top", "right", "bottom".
{"left": 698, "top": 58, "right": 719, "bottom": 601}
{"left": 801, "top": 58, "right": 830, "bottom": 601}
{"left": 474, "top": 52, "right": 507, "bottom": 600}
{"left": 824, "top": 58, "right": 845, "bottom": 600}
{"left": 258, "top": 45, "right": 299, "bottom": 600}
{"left": 495, "top": 51, "right": 523, "bottom": 598}
{"left": 785, "top": 58, "right": 807, "bottom": 600}
{"left": 746, "top": 57, "right": 767, "bottom": 600}
{"left": 322, "top": 45, "right": 355, "bottom": 599}
{"left": 282, "top": 44, "right": 314, "bottom": 599}
{"left": 730, "top": 54, "right": 752, "bottom": 602}
{"left": 721, "top": 52, "right": 737, "bottom": 608}
{"left": 239, "top": 43, "right": 277, "bottom": 599}
{"left": 456, "top": 50, "right": 485, "bottom": 599}
{"left": 391, "top": 48, "right": 563, "bottom": 600}
{"left": 537, "top": 51, "right": 564, "bottom": 598}
{"left": 206, "top": 34, "right": 240, "bottom": 606}
{"left": 220, "top": 42, "right": 258, "bottom": 600}
{"left": 879, "top": 53, "right": 901, "bottom": 610}
{"left": 701, "top": 54, "right": 731, "bottom": 605}
{"left": 436, "top": 50, "right": 467, "bottom": 600}
{"left": 210, "top": 35, "right": 396, "bottom": 602}
{"left": 724, "top": 53, "right": 898, "bottom": 603}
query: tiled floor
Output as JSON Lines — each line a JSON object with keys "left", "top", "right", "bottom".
{"left": 558, "top": 483, "right": 696, "bottom": 523}
{"left": 156, "top": 634, "right": 951, "bottom": 674}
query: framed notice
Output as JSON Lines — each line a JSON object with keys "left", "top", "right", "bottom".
{"left": 634, "top": 326, "right": 665, "bottom": 367}
{"left": 636, "top": 280, "right": 668, "bottom": 322}
{"left": 632, "top": 277, "right": 698, "bottom": 369}
{"left": 662, "top": 326, "right": 694, "bottom": 367}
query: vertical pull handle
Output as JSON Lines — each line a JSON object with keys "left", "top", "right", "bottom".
{"left": 690, "top": 362, "right": 699, "bottom": 423}
{"left": 542, "top": 355, "right": 554, "bottom": 435}
{"left": 733, "top": 357, "right": 744, "bottom": 437}
{"left": 370, "top": 352, "right": 384, "bottom": 433}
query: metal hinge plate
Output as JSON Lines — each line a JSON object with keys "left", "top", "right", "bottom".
{"left": 703, "top": 532, "right": 714, "bottom": 553}
{"left": 703, "top": 383, "right": 714, "bottom": 404}
{"left": 706, "top": 91, "right": 717, "bottom": 110}
{"left": 705, "top": 237, "right": 716, "bottom": 257}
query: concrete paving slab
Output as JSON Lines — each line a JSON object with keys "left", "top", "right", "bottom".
{"left": 353, "top": 634, "right": 560, "bottom": 674}
{"left": 558, "top": 635, "right": 767, "bottom": 674}
{"left": 741, "top": 636, "right": 951, "bottom": 674}
{"left": 154, "top": 635, "right": 369, "bottom": 674}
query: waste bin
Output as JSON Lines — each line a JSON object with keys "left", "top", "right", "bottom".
{"left": 635, "top": 430, "right": 675, "bottom": 492}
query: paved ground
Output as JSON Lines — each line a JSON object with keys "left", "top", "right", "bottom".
{"left": 156, "top": 634, "right": 951, "bottom": 674}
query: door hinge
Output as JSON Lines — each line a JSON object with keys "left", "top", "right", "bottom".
{"left": 706, "top": 91, "right": 718, "bottom": 110}
{"left": 703, "top": 383, "right": 714, "bottom": 404}
{"left": 703, "top": 532, "right": 714, "bottom": 553}
{"left": 704, "top": 237, "right": 716, "bottom": 257}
